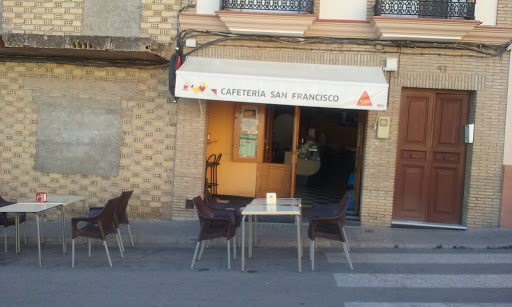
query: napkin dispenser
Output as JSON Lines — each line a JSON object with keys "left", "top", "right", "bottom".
{"left": 266, "top": 192, "right": 277, "bottom": 211}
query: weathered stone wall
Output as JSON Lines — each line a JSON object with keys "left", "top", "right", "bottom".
{"left": 1, "top": 0, "right": 180, "bottom": 44}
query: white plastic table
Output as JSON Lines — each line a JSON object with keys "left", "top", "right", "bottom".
{"left": 0, "top": 195, "right": 86, "bottom": 267}
{"left": 241, "top": 198, "right": 302, "bottom": 272}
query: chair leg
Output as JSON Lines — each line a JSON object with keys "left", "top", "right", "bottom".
{"left": 233, "top": 234, "right": 236, "bottom": 259}
{"left": 342, "top": 227, "right": 350, "bottom": 251}
{"left": 191, "top": 241, "right": 200, "bottom": 269}
{"left": 117, "top": 228, "right": 125, "bottom": 253}
{"left": 342, "top": 242, "right": 353, "bottom": 270}
{"left": 198, "top": 240, "right": 206, "bottom": 260}
{"left": 127, "top": 224, "right": 134, "bottom": 247}
{"left": 310, "top": 239, "right": 315, "bottom": 271}
{"left": 103, "top": 241, "right": 113, "bottom": 268}
{"left": 72, "top": 238, "right": 75, "bottom": 268}
{"left": 227, "top": 238, "right": 231, "bottom": 270}
{"left": 88, "top": 238, "right": 91, "bottom": 257}
{"left": 115, "top": 231, "right": 124, "bottom": 259}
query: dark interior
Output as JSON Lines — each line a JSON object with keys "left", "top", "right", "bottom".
{"left": 294, "top": 107, "right": 358, "bottom": 211}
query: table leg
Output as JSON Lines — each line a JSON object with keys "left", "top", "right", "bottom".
{"left": 241, "top": 215, "right": 246, "bottom": 272}
{"left": 248, "top": 215, "right": 253, "bottom": 259}
{"left": 41, "top": 211, "right": 45, "bottom": 245}
{"left": 61, "top": 206, "right": 66, "bottom": 254}
{"left": 254, "top": 216, "right": 258, "bottom": 248}
{"left": 299, "top": 214, "right": 303, "bottom": 258}
{"left": 36, "top": 214, "right": 41, "bottom": 268}
{"left": 296, "top": 215, "right": 302, "bottom": 273}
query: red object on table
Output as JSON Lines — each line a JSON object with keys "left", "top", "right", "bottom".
{"left": 36, "top": 192, "right": 47, "bottom": 203}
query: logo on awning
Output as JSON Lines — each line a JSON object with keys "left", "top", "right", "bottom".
{"left": 182, "top": 82, "right": 217, "bottom": 95}
{"left": 357, "top": 91, "right": 372, "bottom": 107}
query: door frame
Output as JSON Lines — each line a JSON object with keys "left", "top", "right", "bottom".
{"left": 392, "top": 89, "right": 470, "bottom": 224}
{"left": 258, "top": 104, "right": 365, "bottom": 210}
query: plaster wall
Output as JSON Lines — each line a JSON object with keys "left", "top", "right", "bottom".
{"left": 196, "top": 0, "right": 220, "bottom": 15}
{"left": 207, "top": 101, "right": 258, "bottom": 197}
{"left": 504, "top": 51, "right": 512, "bottom": 166}
{"left": 500, "top": 49, "right": 512, "bottom": 227}
{"left": 475, "top": 0, "right": 498, "bottom": 25}
{"left": 83, "top": 0, "right": 141, "bottom": 37}
{"left": 35, "top": 95, "right": 122, "bottom": 177}
{"left": 320, "top": 0, "right": 367, "bottom": 21}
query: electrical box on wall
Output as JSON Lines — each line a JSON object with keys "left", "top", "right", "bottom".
{"left": 465, "top": 124, "right": 474, "bottom": 143}
{"left": 377, "top": 116, "right": 390, "bottom": 139}
{"left": 384, "top": 58, "right": 398, "bottom": 72}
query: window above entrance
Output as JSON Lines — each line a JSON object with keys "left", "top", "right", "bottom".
{"left": 221, "top": 0, "right": 314, "bottom": 14}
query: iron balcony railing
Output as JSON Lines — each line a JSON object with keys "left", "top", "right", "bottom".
{"left": 221, "top": 0, "right": 315, "bottom": 14}
{"left": 374, "top": 0, "right": 476, "bottom": 20}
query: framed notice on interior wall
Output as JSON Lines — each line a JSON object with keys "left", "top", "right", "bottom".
{"left": 233, "top": 103, "right": 265, "bottom": 163}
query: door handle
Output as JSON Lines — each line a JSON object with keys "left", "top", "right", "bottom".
{"left": 234, "top": 144, "right": 238, "bottom": 148}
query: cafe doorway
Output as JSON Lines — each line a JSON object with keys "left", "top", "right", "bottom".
{"left": 265, "top": 105, "right": 364, "bottom": 215}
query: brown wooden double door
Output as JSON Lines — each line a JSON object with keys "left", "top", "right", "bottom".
{"left": 393, "top": 90, "right": 469, "bottom": 224}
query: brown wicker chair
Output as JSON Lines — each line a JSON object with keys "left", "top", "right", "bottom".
{"left": 71, "top": 197, "right": 124, "bottom": 268}
{"left": 89, "top": 190, "right": 134, "bottom": 250}
{"left": 191, "top": 196, "right": 237, "bottom": 270}
{"left": 308, "top": 191, "right": 353, "bottom": 271}
{"left": 203, "top": 187, "right": 241, "bottom": 227}
{"left": 0, "top": 195, "right": 26, "bottom": 252}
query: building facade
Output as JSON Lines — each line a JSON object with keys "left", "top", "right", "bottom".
{"left": 0, "top": 0, "right": 511, "bottom": 228}
{"left": 175, "top": 0, "right": 512, "bottom": 228}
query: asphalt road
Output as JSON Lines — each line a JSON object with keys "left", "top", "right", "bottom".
{"left": 1, "top": 244, "right": 511, "bottom": 306}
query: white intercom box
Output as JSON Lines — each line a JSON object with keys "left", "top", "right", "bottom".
{"left": 465, "top": 124, "right": 474, "bottom": 143}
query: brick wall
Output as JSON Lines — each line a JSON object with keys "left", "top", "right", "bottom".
{"left": 382, "top": 50, "right": 507, "bottom": 227}
{"left": 0, "top": 38, "right": 508, "bottom": 227}
{"left": 2, "top": 0, "right": 84, "bottom": 35}
{"left": 171, "top": 98, "right": 208, "bottom": 220}
{"left": 497, "top": 0, "right": 512, "bottom": 26}
{"left": 141, "top": 0, "right": 181, "bottom": 45}
{"left": 0, "top": 62, "right": 177, "bottom": 220}
{"left": 190, "top": 40, "right": 509, "bottom": 228}
{"left": 366, "top": 0, "right": 376, "bottom": 20}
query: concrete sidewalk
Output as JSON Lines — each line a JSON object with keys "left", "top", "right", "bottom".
{"left": 16, "top": 219, "right": 512, "bottom": 249}
{"left": 130, "top": 220, "right": 512, "bottom": 249}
